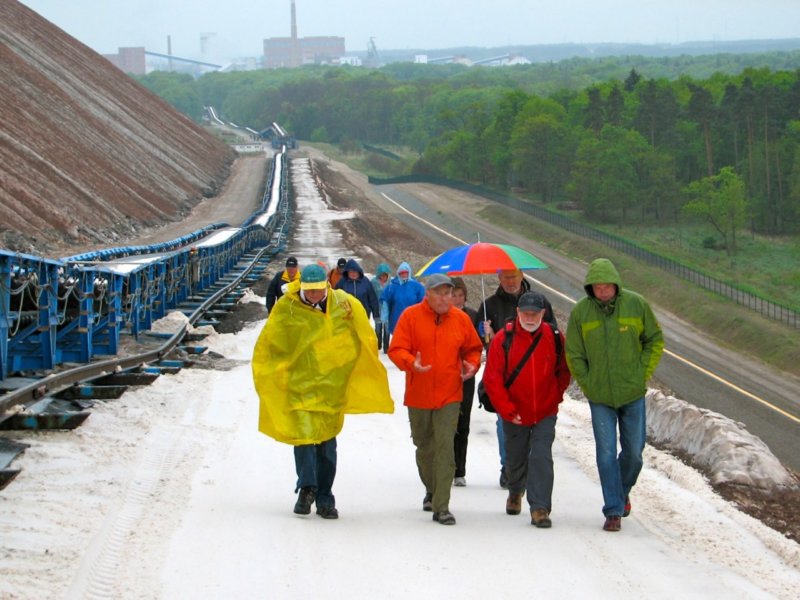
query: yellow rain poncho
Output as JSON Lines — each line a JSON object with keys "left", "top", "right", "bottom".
{"left": 252, "top": 280, "right": 394, "bottom": 445}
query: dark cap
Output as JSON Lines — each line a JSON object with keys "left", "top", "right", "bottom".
{"left": 285, "top": 256, "right": 298, "bottom": 267}
{"left": 337, "top": 257, "right": 347, "bottom": 267}
{"left": 517, "top": 291, "right": 547, "bottom": 312}
{"left": 425, "top": 273, "right": 454, "bottom": 290}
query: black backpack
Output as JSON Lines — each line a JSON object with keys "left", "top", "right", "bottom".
{"left": 477, "top": 319, "right": 562, "bottom": 413}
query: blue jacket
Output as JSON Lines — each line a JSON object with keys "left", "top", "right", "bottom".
{"left": 371, "top": 262, "right": 392, "bottom": 322}
{"left": 380, "top": 261, "right": 425, "bottom": 333}
{"left": 335, "top": 259, "right": 379, "bottom": 319}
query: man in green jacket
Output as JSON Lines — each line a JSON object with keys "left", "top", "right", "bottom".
{"left": 565, "top": 258, "right": 664, "bottom": 532}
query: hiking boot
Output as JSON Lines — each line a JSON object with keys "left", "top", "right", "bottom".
{"left": 623, "top": 496, "right": 631, "bottom": 517}
{"left": 432, "top": 511, "right": 456, "bottom": 525}
{"left": 531, "top": 508, "right": 552, "bottom": 528}
{"left": 316, "top": 505, "right": 339, "bottom": 519}
{"left": 453, "top": 477, "right": 466, "bottom": 487}
{"left": 506, "top": 492, "right": 523, "bottom": 515}
{"left": 603, "top": 515, "right": 622, "bottom": 532}
{"left": 293, "top": 487, "right": 315, "bottom": 515}
{"left": 422, "top": 492, "right": 433, "bottom": 512}
{"left": 499, "top": 467, "right": 509, "bottom": 490}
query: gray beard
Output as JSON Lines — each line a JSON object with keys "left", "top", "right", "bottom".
{"left": 519, "top": 321, "right": 541, "bottom": 333}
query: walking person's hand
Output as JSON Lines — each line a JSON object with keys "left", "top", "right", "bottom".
{"left": 461, "top": 360, "right": 477, "bottom": 381}
{"left": 413, "top": 352, "right": 432, "bottom": 373}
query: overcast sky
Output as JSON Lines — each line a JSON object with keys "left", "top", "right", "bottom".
{"left": 20, "top": 0, "right": 800, "bottom": 60}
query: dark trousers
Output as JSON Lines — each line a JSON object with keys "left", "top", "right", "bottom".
{"left": 503, "top": 416, "right": 557, "bottom": 512}
{"left": 294, "top": 437, "right": 337, "bottom": 508}
{"left": 375, "top": 321, "right": 390, "bottom": 353}
{"left": 454, "top": 377, "right": 475, "bottom": 478}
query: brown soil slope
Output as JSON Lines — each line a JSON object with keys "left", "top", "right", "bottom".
{"left": 0, "top": 1, "right": 236, "bottom": 255}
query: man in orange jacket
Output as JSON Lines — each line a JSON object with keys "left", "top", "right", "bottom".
{"left": 388, "top": 274, "right": 483, "bottom": 526}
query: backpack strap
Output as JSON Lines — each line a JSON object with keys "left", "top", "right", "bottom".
{"left": 548, "top": 322, "right": 563, "bottom": 362}
{"left": 504, "top": 329, "right": 543, "bottom": 388}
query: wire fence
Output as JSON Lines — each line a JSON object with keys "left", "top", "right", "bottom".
{"left": 370, "top": 174, "right": 799, "bottom": 329}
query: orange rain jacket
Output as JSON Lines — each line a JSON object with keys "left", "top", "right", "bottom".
{"left": 388, "top": 300, "right": 483, "bottom": 409}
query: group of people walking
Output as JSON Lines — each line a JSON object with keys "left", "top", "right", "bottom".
{"left": 253, "top": 254, "right": 663, "bottom": 533}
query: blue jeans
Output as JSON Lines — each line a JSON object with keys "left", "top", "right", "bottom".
{"left": 294, "top": 437, "right": 337, "bottom": 508}
{"left": 496, "top": 416, "right": 506, "bottom": 467}
{"left": 589, "top": 398, "right": 646, "bottom": 517}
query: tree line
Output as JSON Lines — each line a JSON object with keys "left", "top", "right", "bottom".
{"left": 136, "top": 53, "right": 800, "bottom": 249}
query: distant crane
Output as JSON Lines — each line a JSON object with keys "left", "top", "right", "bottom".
{"left": 366, "top": 37, "right": 379, "bottom": 67}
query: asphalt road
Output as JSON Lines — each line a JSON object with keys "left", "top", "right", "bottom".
{"left": 372, "top": 182, "right": 800, "bottom": 472}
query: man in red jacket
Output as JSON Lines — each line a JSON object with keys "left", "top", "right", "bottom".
{"left": 482, "top": 291, "right": 571, "bottom": 528}
{"left": 388, "top": 274, "right": 483, "bottom": 526}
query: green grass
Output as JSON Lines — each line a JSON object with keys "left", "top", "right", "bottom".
{"left": 582, "top": 222, "right": 800, "bottom": 310}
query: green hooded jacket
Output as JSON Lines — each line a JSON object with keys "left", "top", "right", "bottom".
{"left": 565, "top": 258, "right": 664, "bottom": 408}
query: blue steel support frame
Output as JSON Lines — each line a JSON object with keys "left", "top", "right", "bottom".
{"left": 0, "top": 255, "right": 11, "bottom": 380}
{"left": 4, "top": 254, "right": 62, "bottom": 374}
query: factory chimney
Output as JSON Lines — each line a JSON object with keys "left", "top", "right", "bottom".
{"left": 290, "top": 0, "right": 301, "bottom": 67}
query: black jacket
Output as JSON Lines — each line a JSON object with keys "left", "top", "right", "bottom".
{"left": 474, "top": 279, "right": 557, "bottom": 346}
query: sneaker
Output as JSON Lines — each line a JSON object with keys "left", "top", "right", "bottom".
{"left": 432, "top": 511, "right": 456, "bottom": 525}
{"left": 531, "top": 508, "right": 552, "bottom": 528}
{"left": 293, "top": 487, "right": 316, "bottom": 515}
{"left": 499, "top": 467, "right": 509, "bottom": 490}
{"left": 623, "top": 496, "right": 632, "bottom": 517}
{"left": 453, "top": 477, "right": 466, "bottom": 487}
{"left": 316, "top": 505, "right": 339, "bottom": 519}
{"left": 505, "top": 492, "right": 523, "bottom": 515}
{"left": 603, "top": 515, "right": 622, "bottom": 532}
{"left": 422, "top": 492, "right": 433, "bottom": 512}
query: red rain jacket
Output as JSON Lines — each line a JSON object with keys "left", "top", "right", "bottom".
{"left": 482, "top": 318, "right": 570, "bottom": 425}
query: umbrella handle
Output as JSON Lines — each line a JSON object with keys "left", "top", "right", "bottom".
{"left": 480, "top": 274, "right": 491, "bottom": 344}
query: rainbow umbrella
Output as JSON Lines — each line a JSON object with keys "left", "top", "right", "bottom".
{"left": 417, "top": 243, "right": 548, "bottom": 341}
{"left": 416, "top": 242, "right": 547, "bottom": 277}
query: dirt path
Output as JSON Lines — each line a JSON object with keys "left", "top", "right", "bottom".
{"left": 124, "top": 153, "right": 270, "bottom": 247}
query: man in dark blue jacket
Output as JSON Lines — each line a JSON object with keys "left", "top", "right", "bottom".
{"left": 266, "top": 256, "right": 299, "bottom": 313}
{"left": 335, "top": 258, "right": 380, "bottom": 322}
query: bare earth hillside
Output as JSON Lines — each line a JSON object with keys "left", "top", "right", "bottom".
{"left": 0, "top": 1, "right": 236, "bottom": 255}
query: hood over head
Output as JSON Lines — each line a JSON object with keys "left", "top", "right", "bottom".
{"left": 343, "top": 258, "right": 365, "bottom": 278}
{"left": 583, "top": 258, "right": 622, "bottom": 298}
{"left": 375, "top": 262, "right": 392, "bottom": 277}
{"left": 396, "top": 261, "right": 413, "bottom": 281}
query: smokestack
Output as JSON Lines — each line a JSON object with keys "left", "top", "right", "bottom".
{"left": 167, "top": 35, "right": 173, "bottom": 71}
{"left": 291, "top": 0, "right": 297, "bottom": 40}
{"left": 291, "top": 0, "right": 300, "bottom": 67}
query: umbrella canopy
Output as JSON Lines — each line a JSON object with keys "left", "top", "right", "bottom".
{"left": 416, "top": 242, "right": 547, "bottom": 277}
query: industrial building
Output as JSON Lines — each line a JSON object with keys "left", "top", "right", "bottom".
{"left": 263, "top": 1, "right": 345, "bottom": 68}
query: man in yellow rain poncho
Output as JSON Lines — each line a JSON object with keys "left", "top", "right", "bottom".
{"left": 252, "top": 263, "right": 394, "bottom": 519}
